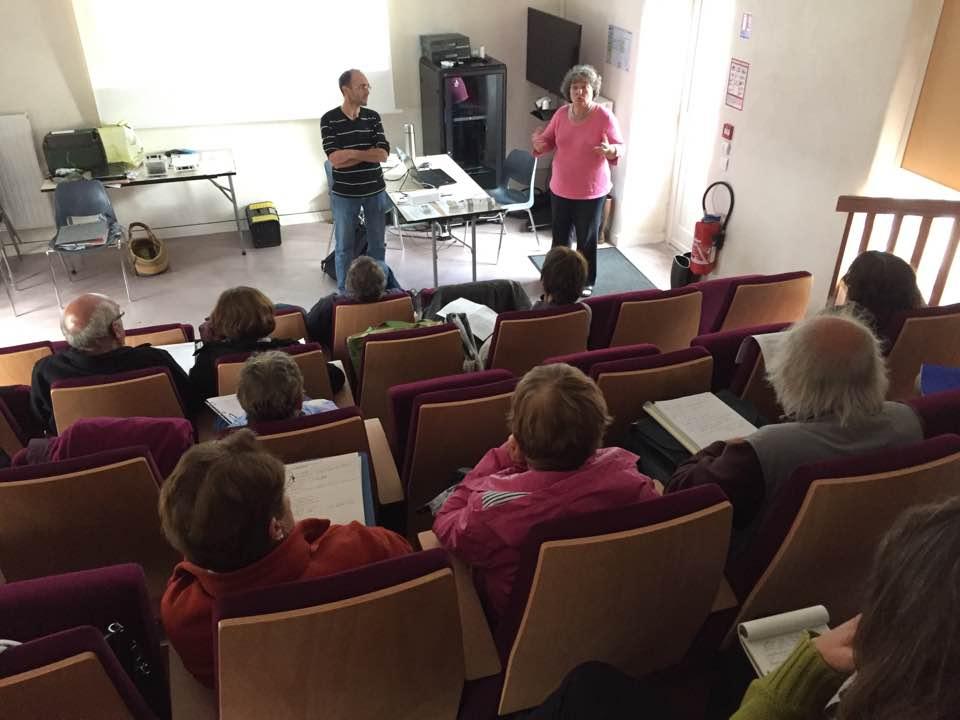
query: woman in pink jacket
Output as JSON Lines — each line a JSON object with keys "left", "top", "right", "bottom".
{"left": 532, "top": 64, "right": 624, "bottom": 296}
{"left": 433, "top": 363, "right": 657, "bottom": 620}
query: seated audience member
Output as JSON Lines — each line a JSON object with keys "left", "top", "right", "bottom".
{"left": 432, "top": 363, "right": 658, "bottom": 620}
{"left": 30, "top": 293, "right": 199, "bottom": 433}
{"left": 191, "top": 286, "right": 344, "bottom": 399}
{"left": 236, "top": 351, "right": 336, "bottom": 424}
{"left": 12, "top": 416, "right": 193, "bottom": 478}
{"left": 841, "top": 250, "right": 924, "bottom": 346}
{"left": 305, "top": 256, "right": 404, "bottom": 348}
{"left": 668, "top": 310, "right": 923, "bottom": 534}
{"left": 733, "top": 496, "right": 960, "bottom": 720}
{"left": 534, "top": 245, "right": 592, "bottom": 315}
{"left": 159, "top": 430, "right": 411, "bottom": 686}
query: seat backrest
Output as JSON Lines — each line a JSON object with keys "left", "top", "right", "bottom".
{"left": 717, "top": 272, "right": 812, "bottom": 332}
{"left": 403, "top": 379, "right": 517, "bottom": 535}
{"left": 359, "top": 325, "right": 465, "bottom": 445}
{"left": 730, "top": 339, "right": 783, "bottom": 422}
{"left": 0, "top": 627, "right": 149, "bottom": 720}
{"left": 729, "top": 435, "right": 960, "bottom": 632}
{"left": 692, "top": 322, "right": 792, "bottom": 390}
{"left": 610, "top": 289, "right": 703, "bottom": 352}
{"left": 389, "top": 369, "right": 515, "bottom": 463}
{"left": 884, "top": 304, "right": 960, "bottom": 401}
{"left": 0, "top": 341, "right": 54, "bottom": 387}
{"left": 124, "top": 323, "right": 194, "bottom": 347}
{"left": 244, "top": 407, "right": 370, "bottom": 465}
{"left": 591, "top": 347, "right": 714, "bottom": 443}
{"left": 53, "top": 179, "right": 117, "bottom": 227}
{"left": 216, "top": 550, "right": 464, "bottom": 720}
{"left": 495, "top": 487, "right": 732, "bottom": 715}
{"left": 0, "top": 447, "right": 180, "bottom": 608}
{"left": 542, "top": 343, "right": 659, "bottom": 377}
{"left": 216, "top": 343, "right": 333, "bottom": 399}
{"left": 907, "top": 388, "right": 960, "bottom": 438}
{"left": 331, "top": 295, "right": 416, "bottom": 365}
{"left": 503, "top": 150, "right": 537, "bottom": 200}
{"left": 0, "top": 396, "right": 26, "bottom": 457}
{"left": 271, "top": 307, "right": 308, "bottom": 342}
{"left": 51, "top": 367, "right": 184, "bottom": 433}
{"left": 487, "top": 306, "right": 590, "bottom": 377}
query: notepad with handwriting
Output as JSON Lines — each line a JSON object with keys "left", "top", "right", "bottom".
{"left": 643, "top": 392, "right": 758, "bottom": 454}
{"left": 285, "top": 453, "right": 365, "bottom": 526}
{"left": 738, "top": 605, "right": 831, "bottom": 676}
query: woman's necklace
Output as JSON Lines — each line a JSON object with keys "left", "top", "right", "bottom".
{"left": 568, "top": 103, "right": 594, "bottom": 122}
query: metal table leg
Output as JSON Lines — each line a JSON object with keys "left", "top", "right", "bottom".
{"left": 471, "top": 215, "right": 478, "bottom": 282}
{"left": 431, "top": 221, "right": 439, "bottom": 288}
{"left": 210, "top": 176, "right": 246, "bottom": 255}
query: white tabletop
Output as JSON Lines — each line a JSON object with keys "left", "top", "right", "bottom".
{"left": 385, "top": 153, "right": 500, "bottom": 223}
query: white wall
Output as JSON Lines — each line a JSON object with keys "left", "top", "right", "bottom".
{"left": 563, "top": 0, "right": 693, "bottom": 246}
{"left": 0, "top": 0, "right": 560, "bottom": 242}
{"left": 669, "top": 0, "right": 945, "bottom": 307}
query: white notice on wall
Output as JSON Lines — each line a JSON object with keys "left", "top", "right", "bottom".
{"left": 606, "top": 25, "right": 633, "bottom": 71}
{"left": 726, "top": 58, "right": 750, "bottom": 111}
{"left": 740, "top": 12, "right": 753, "bottom": 39}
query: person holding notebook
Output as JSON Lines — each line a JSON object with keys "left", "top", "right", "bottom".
{"left": 667, "top": 310, "right": 923, "bottom": 537}
{"left": 432, "top": 363, "right": 657, "bottom": 620}
{"left": 159, "top": 430, "right": 411, "bottom": 687}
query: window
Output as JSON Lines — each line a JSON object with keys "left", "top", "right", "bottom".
{"left": 72, "top": 0, "right": 396, "bottom": 128}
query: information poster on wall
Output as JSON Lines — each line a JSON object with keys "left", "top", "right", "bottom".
{"left": 606, "top": 25, "right": 633, "bottom": 71}
{"left": 725, "top": 58, "right": 750, "bottom": 111}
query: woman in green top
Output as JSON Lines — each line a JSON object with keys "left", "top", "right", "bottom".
{"left": 733, "top": 496, "right": 960, "bottom": 720}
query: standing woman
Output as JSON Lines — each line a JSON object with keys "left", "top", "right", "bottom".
{"left": 532, "top": 64, "right": 624, "bottom": 297}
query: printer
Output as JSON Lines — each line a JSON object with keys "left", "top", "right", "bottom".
{"left": 420, "top": 33, "right": 471, "bottom": 65}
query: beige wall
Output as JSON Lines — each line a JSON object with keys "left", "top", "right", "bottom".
{"left": 669, "top": 0, "right": 944, "bottom": 307}
{"left": 564, "top": 0, "right": 692, "bottom": 246}
{"left": 0, "top": 0, "right": 560, "bottom": 239}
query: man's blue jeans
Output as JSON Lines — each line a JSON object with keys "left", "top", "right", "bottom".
{"left": 331, "top": 190, "right": 387, "bottom": 292}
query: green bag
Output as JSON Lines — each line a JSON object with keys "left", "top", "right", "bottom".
{"left": 346, "top": 319, "right": 441, "bottom": 376}
{"left": 98, "top": 123, "right": 144, "bottom": 169}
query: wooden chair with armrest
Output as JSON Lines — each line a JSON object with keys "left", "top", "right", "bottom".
{"left": 215, "top": 343, "right": 334, "bottom": 400}
{"left": 271, "top": 306, "right": 309, "bottom": 342}
{"left": 214, "top": 550, "right": 465, "bottom": 720}
{"left": 357, "top": 324, "right": 464, "bottom": 447}
{"left": 330, "top": 294, "right": 415, "bottom": 366}
{"left": 0, "top": 341, "right": 54, "bottom": 387}
{"left": 485, "top": 305, "right": 591, "bottom": 377}
{"left": 590, "top": 347, "right": 715, "bottom": 444}
{"left": 0, "top": 447, "right": 181, "bottom": 610}
{"left": 608, "top": 288, "right": 703, "bottom": 352}
{"left": 882, "top": 303, "right": 960, "bottom": 401}
{"left": 725, "top": 434, "right": 960, "bottom": 642}
{"left": 123, "top": 322, "right": 194, "bottom": 347}
{"left": 693, "top": 272, "right": 811, "bottom": 334}
{"left": 426, "top": 485, "right": 733, "bottom": 717}
{"left": 50, "top": 367, "right": 185, "bottom": 433}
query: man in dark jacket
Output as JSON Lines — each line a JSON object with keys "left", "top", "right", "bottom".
{"left": 30, "top": 293, "right": 199, "bottom": 433}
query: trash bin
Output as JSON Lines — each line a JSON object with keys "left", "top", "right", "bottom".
{"left": 671, "top": 252, "right": 699, "bottom": 288}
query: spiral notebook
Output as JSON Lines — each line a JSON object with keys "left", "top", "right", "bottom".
{"left": 738, "top": 605, "right": 831, "bottom": 676}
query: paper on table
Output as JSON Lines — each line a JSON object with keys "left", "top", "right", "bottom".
{"left": 738, "top": 605, "right": 830, "bottom": 676}
{"left": 643, "top": 392, "right": 758, "bottom": 454}
{"left": 285, "top": 453, "right": 365, "bottom": 526}
{"left": 735, "top": 331, "right": 789, "bottom": 364}
{"left": 437, "top": 297, "right": 498, "bottom": 341}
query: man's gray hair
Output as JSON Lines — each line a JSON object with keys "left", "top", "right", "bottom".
{"left": 560, "top": 64, "right": 601, "bottom": 101}
{"left": 237, "top": 351, "right": 304, "bottom": 423}
{"left": 61, "top": 297, "right": 120, "bottom": 351}
{"left": 766, "top": 308, "right": 889, "bottom": 427}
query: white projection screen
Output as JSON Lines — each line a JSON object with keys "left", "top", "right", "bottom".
{"left": 72, "top": 0, "right": 397, "bottom": 128}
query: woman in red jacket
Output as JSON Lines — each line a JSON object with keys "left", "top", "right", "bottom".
{"left": 159, "top": 430, "right": 411, "bottom": 687}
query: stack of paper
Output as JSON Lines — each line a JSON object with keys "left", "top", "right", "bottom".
{"left": 643, "top": 392, "right": 758, "bottom": 454}
{"left": 437, "top": 297, "right": 498, "bottom": 341}
{"left": 285, "top": 453, "right": 365, "bottom": 525}
{"left": 738, "top": 606, "right": 831, "bottom": 676}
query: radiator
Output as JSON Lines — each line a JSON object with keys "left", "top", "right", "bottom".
{"left": 0, "top": 113, "right": 54, "bottom": 230}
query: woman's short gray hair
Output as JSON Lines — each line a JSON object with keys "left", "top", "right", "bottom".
{"left": 237, "top": 351, "right": 304, "bottom": 423}
{"left": 560, "top": 64, "right": 601, "bottom": 101}
{"left": 766, "top": 308, "right": 889, "bottom": 427}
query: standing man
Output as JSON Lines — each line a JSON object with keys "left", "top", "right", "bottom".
{"left": 321, "top": 69, "right": 391, "bottom": 292}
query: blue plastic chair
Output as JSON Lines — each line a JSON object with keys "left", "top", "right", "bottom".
{"left": 486, "top": 149, "right": 540, "bottom": 263}
{"left": 47, "top": 179, "right": 130, "bottom": 307}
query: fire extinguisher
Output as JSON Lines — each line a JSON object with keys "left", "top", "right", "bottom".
{"left": 690, "top": 181, "right": 735, "bottom": 276}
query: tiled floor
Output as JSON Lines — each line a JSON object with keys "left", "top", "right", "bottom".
{"left": 0, "top": 219, "right": 674, "bottom": 346}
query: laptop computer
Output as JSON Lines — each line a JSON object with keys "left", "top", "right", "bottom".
{"left": 396, "top": 148, "right": 456, "bottom": 187}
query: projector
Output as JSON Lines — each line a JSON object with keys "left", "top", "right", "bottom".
{"left": 169, "top": 152, "right": 200, "bottom": 171}
{"left": 404, "top": 188, "right": 441, "bottom": 205}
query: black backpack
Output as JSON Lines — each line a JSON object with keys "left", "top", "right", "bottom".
{"left": 321, "top": 217, "right": 367, "bottom": 281}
